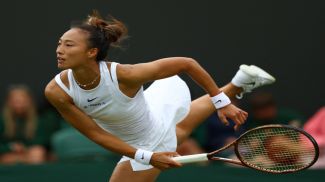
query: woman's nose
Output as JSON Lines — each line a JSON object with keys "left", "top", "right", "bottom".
{"left": 56, "top": 45, "right": 64, "bottom": 55}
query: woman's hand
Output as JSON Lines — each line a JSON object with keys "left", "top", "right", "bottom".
{"left": 217, "top": 104, "right": 248, "bottom": 130}
{"left": 150, "top": 152, "right": 182, "bottom": 170}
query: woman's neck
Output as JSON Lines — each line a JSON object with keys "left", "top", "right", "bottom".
{"left": 72, "top": 61, "right": 101, "bottom": 89}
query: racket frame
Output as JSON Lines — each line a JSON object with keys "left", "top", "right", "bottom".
{"left": 174, "top": 124, "right": 319, "bottom": 173}
{"left": 232, "top": 124, "right": 319, "bottom": 173}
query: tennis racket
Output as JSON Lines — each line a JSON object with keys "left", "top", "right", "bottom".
{"left": 173, "top": 124, "right": 319, "bottom": 173}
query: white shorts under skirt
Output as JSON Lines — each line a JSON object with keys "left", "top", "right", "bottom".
{"left": 118, "top": 76, "right": 191, "bottom": 171}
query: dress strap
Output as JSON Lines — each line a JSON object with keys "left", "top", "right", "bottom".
{"left": 110, "top": 62, "right": 119, "bottom": 87}
{"left": 54, "top": 72, "right": 73, "bottom": 97}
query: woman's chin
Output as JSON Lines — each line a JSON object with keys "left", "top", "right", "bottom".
{"left": 57, "top": 63, "right": 68, "bottom": 70}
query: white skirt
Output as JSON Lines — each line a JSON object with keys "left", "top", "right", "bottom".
{"left": 119, "top": 75, "right": 191, "bottom": 171}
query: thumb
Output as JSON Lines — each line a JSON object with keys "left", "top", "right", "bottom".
{"left": 170, "top": 158, "right": 182, "bottom": 167}
{"left": 164, "top": 152, "right": 182, "bottom": 167}
{"left": 234, "top": 124, "right": 241, "bottom": 131}
{"left": 218, "top": 114, "right": 229, "bottom": 126}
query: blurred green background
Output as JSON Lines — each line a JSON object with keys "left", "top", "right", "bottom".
{"left": 0, "top": 0, "right": 324, "bottom": 181}
{"left": 1, "top": 161, "right": 324, "bottom": 182}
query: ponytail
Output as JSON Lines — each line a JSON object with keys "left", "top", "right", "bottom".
{"left": 72, "top": 10, "right": 128, "bottom": 61}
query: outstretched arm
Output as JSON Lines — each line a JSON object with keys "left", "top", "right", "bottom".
{"left": 117, "top": 57, "right": 220, "bottom": 97}
{"left": 45, "top": 80, "right": 136, "bottom": 158}
{"left": 45, "top": 79, "right": 181, "bottom": 170}
{"left": 117, "top": 57, "right": 248, "bottom": 127}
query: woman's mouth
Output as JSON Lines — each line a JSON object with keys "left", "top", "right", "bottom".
{"left": 57, "top": 57, "right": 66, "bottom": 63}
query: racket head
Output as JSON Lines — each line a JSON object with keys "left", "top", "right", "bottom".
{"left": 234, "top": 124, "right": 319, "bottom": 173}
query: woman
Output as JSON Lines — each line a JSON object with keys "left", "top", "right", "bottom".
{"left": 45, "top": 11, "right": 275, "bottom": 181}
{"left": 0, "top": 85, "right": 46, "bottom": 164}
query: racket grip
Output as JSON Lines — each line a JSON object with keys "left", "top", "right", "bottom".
{"left": 172, "top": 153, "right": 209, "bottom": 164}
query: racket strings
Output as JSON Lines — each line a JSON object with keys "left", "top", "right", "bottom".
{"left": 237, "top": 127, "right": 316, "bottom": 173}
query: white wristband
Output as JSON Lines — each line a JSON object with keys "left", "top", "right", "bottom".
{"left": 134, "top": 149, "right": 154, "bottom": 165}
{"left": 211, "top": 92, "right": 231, "bottom": 109}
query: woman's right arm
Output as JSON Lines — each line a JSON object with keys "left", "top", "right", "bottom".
{"left": 44, "top": 79, "right": 181, "bottom": 170}
{"left": 45, "top": 79, "right": 137, "bottom": 158}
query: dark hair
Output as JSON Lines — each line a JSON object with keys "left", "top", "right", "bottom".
{"left": 71, "top": 10, "right": 128, "bottom": 61}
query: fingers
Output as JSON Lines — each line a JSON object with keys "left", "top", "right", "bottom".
{"left": 234, "top": 124, "right": 240, "bottom": 131}
{"left": 236, "top": 110, "right": 248, "bottom": 124}
{"left": 233, "top": 110, "right": 248, "bottom": 131}
{"left": 151, "top": 152, "right": 183, "bottom": 170}
{"left": 164, "top": 152, "right": 180, "bottom": 157}
{"left": 238, "top": 110, "right": 248, "bottom": 123}
{"left": 164, "top": 152, "right": 182, "bottom": 167}
{"left": 218, "top": 112, "right": 230, "bottom": 126}
{"left": 218, "top": 104, "right": 248, "bottom": 130}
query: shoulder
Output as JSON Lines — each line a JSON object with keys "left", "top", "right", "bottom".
{"left": 104, "top": 61, "right": 128, "bottom": 74}
{"left": 44, "top": 79, "right": 64, "bottom": 102}
{"left": 56, "top": 70, "right": 70, "bottom": 88}
{"left": 104, "top": 61, "right": 133, "bottom": 82}
{"left": 44, "top": 73, "right": 73, "bottom": 107}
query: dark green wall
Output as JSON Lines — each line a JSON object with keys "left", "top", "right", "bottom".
{"left": 1, "top": 162, "right": 324, "bottom": 182}
{"left": 1, "top": 0, "right": 324, "bottom": 117}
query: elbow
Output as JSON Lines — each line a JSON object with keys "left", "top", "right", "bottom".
{"left": 183, "top": 57, "right": 196, "bottom": 63}
{"left": 182, "top": 57, "right": 199, "bottom": 72}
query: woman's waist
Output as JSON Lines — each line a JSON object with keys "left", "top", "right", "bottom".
{"left": 95, "top": 116, "right": 167, "bottom": 149}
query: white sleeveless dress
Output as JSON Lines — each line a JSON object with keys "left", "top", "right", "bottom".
{"left": 54, "top": 61, "right": 191, "bottom": 171}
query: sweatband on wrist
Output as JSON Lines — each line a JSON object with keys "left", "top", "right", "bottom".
{"left": 134, "top": 149, "right": 154, "bottom": 165}
{"left": 211, "top": 92, "right": 231, "bottom": 109}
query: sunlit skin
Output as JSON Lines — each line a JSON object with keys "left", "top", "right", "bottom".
{"left": 57, "top": 28, "right": 100, "bottom": 88}
{"left": 46, "top": 21, "right": 248, "bottom": 182}
{"left": 51, "top": 28, "right": 248, "bottom": 168}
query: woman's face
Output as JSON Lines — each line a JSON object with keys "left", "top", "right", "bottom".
{"left": 7, "top": 89, "right": 32, "bottom": 116}
{"left": 56, "top": 28, "right": 92, "bottom": 69}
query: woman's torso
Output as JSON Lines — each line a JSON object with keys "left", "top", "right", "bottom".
{"left": 55, "top": 61, "right": 166, "bottom": 149}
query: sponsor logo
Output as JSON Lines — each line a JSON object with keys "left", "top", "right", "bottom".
{"left": 87, "top": 97, "right": 98, "bottom": 102}
{"left": 214, "top": 100, "right": 222, "bottom": 104}
{"left": 83, "top": 101, "right": 107, "bottom": 109}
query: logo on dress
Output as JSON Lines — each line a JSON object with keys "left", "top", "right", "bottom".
{"left": 87, "top": 97, "right": 98, "bottom": 102}
{"left": 83, "top": 98, "right": 107, "bottom": 109}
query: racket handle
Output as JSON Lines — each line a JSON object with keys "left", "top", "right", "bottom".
{"left": 173, "top": 153, "right": 209, "bottom": 164}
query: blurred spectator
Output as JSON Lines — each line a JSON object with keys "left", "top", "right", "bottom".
{"left": 0, "top": 85, "right": 59, "bottom": 164}
{"left": 303, "top": 107, "right": 325, "bottom": 169}
{"left": 246, "top": 92, "right": 305, "bottom": 129}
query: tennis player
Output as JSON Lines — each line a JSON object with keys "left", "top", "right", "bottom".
{"left": 45, "top": 11, "right": 275, "bottom": 182}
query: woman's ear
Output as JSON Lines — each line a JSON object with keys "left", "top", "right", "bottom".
{"left": 87, "top": 48, "right": 99, "bottom": 59}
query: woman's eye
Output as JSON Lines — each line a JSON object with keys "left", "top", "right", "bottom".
{"left": 66, "top": 44, "right": 73, "bottom": 47}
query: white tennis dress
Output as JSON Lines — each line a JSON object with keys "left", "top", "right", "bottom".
{"left": 54, "top": 61, "right": 191, "bottom": 171}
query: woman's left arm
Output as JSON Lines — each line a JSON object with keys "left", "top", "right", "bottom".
{"left": 117, "top": 57, "right": 248, "bottom": 128}
{"left": 117, "top": 57, "right": 220, "bottom": 96}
